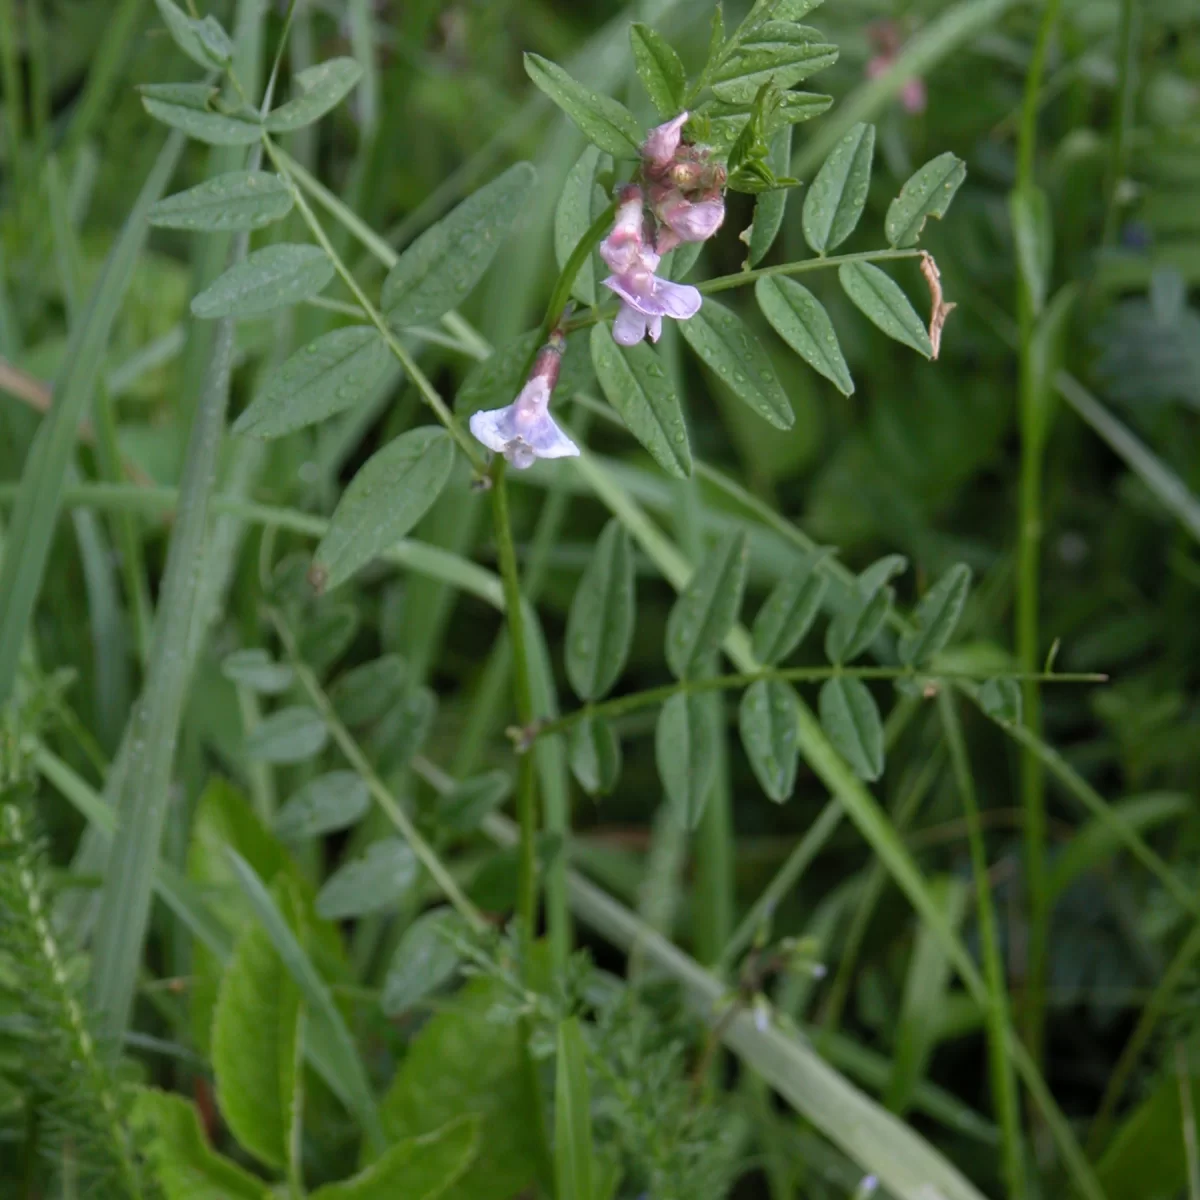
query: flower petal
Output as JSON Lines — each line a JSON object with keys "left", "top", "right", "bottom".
{"left": 522, "top": 410, "right": 580, "bottom": 460}
{"left": 643, "top": 112, "right": 688, "bottom": 170}
{"left": 469, "top": 405, "right": 519, "bottom": 454}
{"left": 612, "top": 303, "right": 651, "bottom": 346}
{"left": 647, "top": 276, "right": 702, "bottom": 320}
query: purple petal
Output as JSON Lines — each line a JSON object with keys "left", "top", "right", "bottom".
{"left": 522, "top": 411, "right": 580, "bottom": 460}
{"left": 664, "top": 197, "right": 725, "bottom": 242}
{"left": 612, "top": 303, "right": 651, "bottom": 346}
{"left": 649, "top": 276, "right": 702, "bottom": 320}
{"left": 642, "top": 112, "right": 688, "bottom": 169}
{"left": 648, "top": 315, "right": 663, "bottom": 343}
{"left": 469, "top": 406, "right": 519, "bottom": 454}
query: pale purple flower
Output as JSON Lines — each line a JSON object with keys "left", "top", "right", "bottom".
{"left": 642, "top": 112, "right": 689, "bottom": 171}
{"left": 605, "top": 262, "right": 702, "bottom": 346}
{"left": 656, "top": 190, "right": 726, "bottom": 243}
{"left": 599, "top": 187, "right": 649, "bottom": 277}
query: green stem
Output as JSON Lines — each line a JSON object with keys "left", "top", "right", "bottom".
{"left": 1013, "top": 0, "right": 1063, "bottom": 1071}
{"left": 939, "top": 693, "right": 1025, "bottom": 1200}
{"left": 544, "top": 201, "right": 615, "bottom": 334}
{"left": 1100, "top": 0, "right": 1138, "bottom": 248}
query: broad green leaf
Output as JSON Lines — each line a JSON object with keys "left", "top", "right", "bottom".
{"left": 679, "top": 299, "right": 794, "bottom": 429}
{"left": 739, "top": 678, "right": 800, "bottom": 802}
{"left": 656, "top": 692, "right": 717, "bottom": 829}
{"left": 752, "top": 553, "right": 829, "bottom": 664}
{"left": 630, "top": 24, "right": 686, "bottom": 116}
{"left": 747, "top": 126, "right": 793, "bottom": 266}
{"left": 274, "top": 772, "right": 370, "bottom": 840}
{"left": 245, "top": 706, "right": 328, "bottom": 764}
{"left": 802, "top": 122, "right": 875, "bottom": 254}
{"left": 330, "top": 655, "right": 409, "bottom": 726}
{"left": 555, "top": 1018, "right": 597, "bottom": 1200}
{"left": 212, "top": 903, "right": 304, "bottom": 1170}
{"left": 838, "top": 261, "right": 932, "bottom": 358}
{"left": 153, "top": 0, "right": 232, "bottom": 70}
{"left": 885, "top": 152, "right": 967, "bottom": 248}
{"left": 565, "top": 519, "right": 635, "bottom": 701}
{"left": 665, "top": 531, "right": 748, "bottom": 679}
{"left": 149, "top": 170, "right": 291, "bottom": 231}
{"left": 132, "top": 1089, "right": 269, "bottom": 1200}
{"left": 380, "top": 979, "right": 541, "bottom": 1200}
{"left": 1009, "top": 183, "right": 1052, "bottom": 316}
{"left": 711, "top": 24, "right": 838, "bottom": 104}
{"left": 555, "top": 146, "right": 609, "bottom": 306}
{"left": 316, "top": 838, "right": 418, "bottom": 920}
{"left": 368, "top": 687, "right": 437, "bottom": 774}
{"left": 383, "top": 164, "right": 536, "bottom": 327}
{"left": 234, "top": 327, "right": 391, "bottom": 438}
{"left": 756, "top": 276, "right": 854, "bottom": 395}
{"left": 382, "top": 908, "right": 464, "bottom": 1016}
{"left": 569, "top": 715, "right": 622, "bottom": 797}
{"left": 590, "top": 325, "right": 692, "bottom": 478}
{"left": 191, "top": 244, "right": 334, "bottom": 319}
{"left": 311, "top": 1118, "right": 480, "bottom": 1200}
{"left": 898, "top": 564, "right": 972, "bottom": 666}
{"left": 524, "top": 53, "right": 642, "bottom": 157}
{"left": 140, "top": 83, "right": 262, "bottom": 145}
{"left": 221, "top": 648, "right": 294, "bottom": 694}
{"left": 438, "top": 771, "right": 513, "bottom": 833}
{"left": 313, "top": 427, "right": 456, "bottom": 591}
{"left": 979, "top": 677, "right": 1021, "bottom": 724}
{"left": 265, "top": 58, "right": 364, "bottom": 133}
{"left": 818, "top": 677, "right": 884, "bottom": 782}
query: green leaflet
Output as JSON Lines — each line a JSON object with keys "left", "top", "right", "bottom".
{"left": 747, "top": 126, "right": 793, "bottom": 266}
{"left": 825, "top": 555, "right": 905, "bottom": 664}
{"left": 569, "top": 714, "right": 622, "bottom": 797}
{"left": 802, "top": 122, "right": 875, "bottom": 254}
{"left": 656, "top": 692, "right": 717, "bottom": 829}
{"left": 818, "top": 677, "right": 884, "bottom": 782}
{"left": 153, "top": 0, "right": 232, "bottom": 70}
{"left": 383, "top": 163, "right": 536, "bottom": 327}
{"left": 680, "top": 298, "right": 794, "bottom": 429}
{"left": 711, "top": 23, "right": 838, "bottom": 104}
{"left": 244, "top": 706, "right": 329, "bottom": 764}
{"left": 265, "top": 58, "right": 364, "bottom": 133}
{"left": 140, "top": 83, "right": 262, "bottom": 145}
{"left": 438, "top": 772, "right": 513, "bottom": 834}
{"left": 885, "top": 152, "right": 967, "bottom": 248}
{"left": 898, "top": 564, "right": 972, "bottom": 666}
{"left": 149, "top": 170, "right": 292, "bottom": 231}
{"left": 630, "top": 24, "right": 686, "bottom": 116}
{"left": 191, "top": 244, "right": 334, "bottom": 319}
{"left": 751, "top": 552, "right": 829, "bottom": 664}
{"left": 979, "top": 677, "right": 1022, "bottom": 724}
{"left": 329, "top": 655, "right": 409, "bottom": 726}
{"left": 838, "top": 261, "right": 933, "bottom": 358}
{"left": 565, "top": 519, "right": 635, "bottom": 701}
{"left": 555, "top": 1018, "right": 597, "bottom": 1200}
{"left": 367, "top": 687, "right": 438, "bottom": 775}
{"left": 555, "top": 145, "right": 610, "bottom": 306}
{"left": 221, "top": 648, "right": 294, "bottom": 694}
{"left": 382, "top": 908, "right": 464, "bottom": 1016}
{"left": 316, "top": 838, "right": 418, "bottom": 920}
{"left": 524, "top": 53, "right": 642, "bottom": 157}
{"left": 235, "top": 326, "right": 391, "bottom": 438}
{"left": 274, "top": 772, "right": 370, "bottom": 841}
{"left": 739, "top": 678, "right": 801, "bottom": 802}
{"left": 590, "top": 325, "right": 692, "bottom": 478}
{"left": 312, "top": 427, "right": 456, "bottom": 591}
{"left": 756, "top": 276, "right": 854, "bottom": 395}
{"left": 665, "top": 530, "right": 748, "bottom": 679}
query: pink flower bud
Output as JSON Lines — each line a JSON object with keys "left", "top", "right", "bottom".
{"left": 657, "top": 191, "right": 725, "bottom": 243}
{"left": 642, "top": 112, "right": 689, "bottom": 171}
{"left": 599, "top": 186, "right": 648, "bottom": 276}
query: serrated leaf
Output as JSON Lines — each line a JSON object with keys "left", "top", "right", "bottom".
{"left": 1009, "top": 183, "right": 1052, "bottom": 316}
{"left": 329, "top": 655, "right": 408, "bottom": 726}
{"left": 752, "top": 554, "right": 829, "bottom": 664}
{"left": 212, "top": 909, "right": 304, "bottom": 1170}
{"left": 739, "top": 678, "right": 800, "bottom": 802}
{"left": 711, "top": 24, "right": 838, "bottom": 104}
{"left": 630, "top": 24, "right": 686, "bottom": 116}
{"left": 885, "top": 152, "right": 967, "bottom": 248}
{"left": 819, "top": 676, "right": 884, "bottom": 781}
{"left": 555, "top": 146, "right": 609, "bottom": 306}
{"left": 221, "top": 648, "right": 294, "bottom": 694}
{"left": 524, "top": 53, "right": 642, "bottom": 157}
{"left": 368, "top": 687, "right": 437, "bottom": 774}
{"left": 656, "top": 692, "right": 717, "bottom": 829}
{"left": 313, "top": 428, "right": 456, "bottom": 591}
{"left": 899, "top": 564, "right": 972, "bottom": 666}
{"left": 383, "top": 163, "right": 536, "bottom": 327}
{"left": 438, "top": 771, "right": 513, "bottom": 833}
{"left": 265, "top": 58, "right": 363, "bottom": 132}
{"left": 680, "top": 299, "right": 794, "bottom": 429}
{"left": 666, "top": 531, "right": 748, "bottom": 679}
{"left": 590, "top": 325, "right": 692, "bottom": 478}
{"left": 747, "top": 126, "right": 793, "bottom": 266}
{"left": 154, "top": 0, "right": 232, "bottom": 70}
{"left": 555, "top": 1018, "right": 596, "bottom": 1200}
{"left": 150, "top": 170, "right": 291, "bottom": 232}
{"left": 274, "top": 772, "right": 370, "bottom": 840}
{"left": 802, "top": 122, "right": 875, "bottom": 254}
{"left": 569, "top": 715, "right": 622, "bottom": 797}
{"left": 382, "top": 908, "right": 465, "bottom": 1016}
{"left": 838, "top": 261, "right": 932, "bottom": 358}
{"left": 245, "top": 706, "right": 328, "bottom": 763}
{"left": 979, "top": 677, "right": 1022, "bottom": 724}
{"left": 756, "top": 276, "right": 854, "bottom": 395}
{"left": 191, "top": 244, "right": 334, "bottom": 319}
{"left": 140, "top": 83, "right": 262, "bottom": 145}
{"left": 311, "top": 1117, "right": 480, "bottom": 1200}
{"left": 316, "top": 838, "right": 418, "bottom": 920}
{"left": 235, "top": 326, "right": 391, "bottom": 438}
{"left": 565, "top": 519, "right": 635, "bottom": 701}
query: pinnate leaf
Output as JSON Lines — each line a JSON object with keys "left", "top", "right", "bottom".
{"left": 630, "top": 24, "right": 686, "bottom": 116}
{"left": 566, "top": 519, "right": 635, "bottom": 702}
{"left": 265, "top": 58, "right": 364, "bottom": 133}
{"left": 524, "top": 53, "right": 642, "bottom": 157}
{"left": 752, "top": 553, "right": 829, "bottom": 664}
{"left": 313, "top": 427, "right": 456, "bottom": 592}
{"left": 838, "top": 262, "right": 932, "bottom": 358}
{"left": 898, "top": 564, "right": 972, "bottom": 666}
{"left": 149, "top": 171, "right": 292, "bottom": 232}
{"left": 569, "top": 715, "right": 622, "bottom": 797}
{"left": 382, "top": 908, "right": 465, "bottom": 1016}
{"left": 819, "top": 676, "right": 884, "bottom": 781}
{"left": 245, "top": 706, "right": 328, "bottom": 763}
{"left": 885, "top": 152, "right": 967, "bottom": 248}
{"left": 656, "top": 692, "right": 717, "bottom": 829}
{"left": 802, "top": 122, "right": 875, "bottom": 254}
{"left": 665, "top": 531, "right": 748, "bottom": 679}
{"left": 712, "top": 24, "right": 838, "bottom": 104}
{"left": 274, "top": 772, "right": 370, "bottom": 840}
{"left": 316, "top": 838, "right": 418, "bottom": 920}
{"left": 191, "top": 244, "right": 334, "bottom": 319}
{"left": 739, "top": 678, "right": 800, "bottom": 802}
{"left": 756, "top": 276, "right": 854, "bottom": 395}
{"left": 140, "top": 83, "right": 262, "bottom": 145}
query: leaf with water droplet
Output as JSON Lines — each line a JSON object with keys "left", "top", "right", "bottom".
{"left": 629, "top": 23, "right": 686, "bottom": 116}
{"left": 153, "top": 0, "right": 233, "bottom": 70}
{"left": 191, "top": 244, "right": 334, "bottom": 319}
{"left": 665, "top": 531, "right": 748, "bottom": 679}
{"left": 565, "top": 520, "right": 635, "bottom": 702}
{"left": 885, "top": 152, "right": 967, "bottom": 248}
{"left": 747, "top": 126, "right": 793, "bottom": 267}
{"left": 264, "top": 57, "right": 364, "bottom": 133}
{"left": 656, "top": 692, "right": 717, "bottom": 829}
{"left": 898, "top": 563, "right": 972, "bottom": 666}
{"left": 756, "top": 276, "right": 854, "bottom": 396}
{"left": 838, "top": 261, "right": 932, "bottom": 359}
{"left": 524, "top": 53, "right": 643, "bottom": 157}
{"left": 818, "top": 676, "right": 884, "bottom": 781}
{"left": 739, "top": 679, "right": 800, "bottom": 802}
{"left": 752, "top": 552, "right": 829, "bottom": 664}
{"left": 802, "top": 122, "right": 875, "bottom": 254}
{"left": 555, "top": 146, "right": 611, "bottom": 307}
{"left": 149, "top": 170, "right": 292, "bottom": 232}
{"left": 711, "top": 23, "right": 838, "bottom": 104}
{"left": 139, "top": 82, "right": 262, "bottom": 145}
